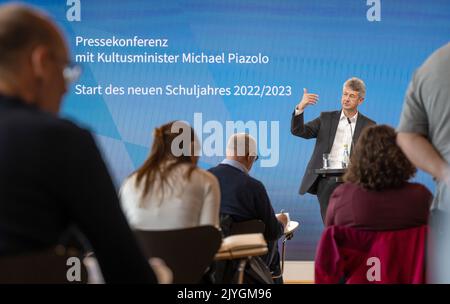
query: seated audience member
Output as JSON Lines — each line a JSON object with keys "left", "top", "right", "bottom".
{"left": 326, "top": 125, "right": 432, "bottom": 229}
{"left": 208, "top": 133, "right": 288, "bottom": 283}
{"left": 120, "top": 121, "right": 220, "bottom": 230}
{"left": 0, "top": 4, "right": 156, "bottom": 283}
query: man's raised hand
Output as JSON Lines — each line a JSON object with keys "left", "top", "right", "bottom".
{"left": 296, "top": 88, "right": 319, "bottom": 112}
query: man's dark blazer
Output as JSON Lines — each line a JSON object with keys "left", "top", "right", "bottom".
{"left": 208, "top": 164, "right": 284, "bottom": 243}
{"left": 291, "top": 110, "right": 376, "bottom": 195}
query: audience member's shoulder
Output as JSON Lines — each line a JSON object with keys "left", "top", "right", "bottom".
{"left": 41, "top": 116, "right": 96, "bottom": 149}
{"left": 46, "top": 114, "right": 90, "bottom": 137}
{"left": 404, "top": 182, "right": 433, "bottom": 198}
{"left": 244, "top": 174, "right": 267, "bottom": 192}
{"left": 119, "top": 173, "right": 138, "bottom": 197}
{"left": 15, "top": 108, "right": 92, "bottom": 141}
{"left": 121, "top": 173, "right": 137, "bottom": 190}
{"left": 207, "top": 164, "right": 220, "bottom": 174}
{"left": 422, "top": 42, "right": 450, "bottom": 71}
{"left": 209, "top": 164, "right": 247, "bottom": 178}
{"left": 331, "top": 182, "right": 357, "bottom": 198}
{"left": 335, "top": 182, "right": 357, "bottom": 192}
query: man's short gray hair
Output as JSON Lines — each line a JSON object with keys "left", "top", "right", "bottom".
{"left": 226, "top": 133, "right": 257, "bottom": 157}
{"left": 343, "top": 77, "right": 366, "bottom": 99}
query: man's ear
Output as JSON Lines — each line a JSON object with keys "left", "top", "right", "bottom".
{"left": 358, "top": 97, "right": 364, "bottom": 106}
{"left": 245, "top": 154, "right": 254, "bottom": 170}
{"left": 30, "top": 45, "right": 50, "bottom": 78}
{"left": 245, "top": 153, "right": 251, "bottom": 163}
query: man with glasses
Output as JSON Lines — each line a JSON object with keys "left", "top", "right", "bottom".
{"left": 0, "top": 4, "right": 157, "bottom": 283}
{"left": 208, "top": 133, "right": 288, "bottom": 283}
{"left": 291, "top": 77, "right": 376, "bottom": 223}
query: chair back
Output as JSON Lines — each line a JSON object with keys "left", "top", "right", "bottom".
{"left": 0, "top": 246, "right": 88, "bottom": 284}
{"left": 315, "top": 225, "right": 427, "bottom": 284}
{"left": 135, "top": 225, "right": 222, "bottom": 284}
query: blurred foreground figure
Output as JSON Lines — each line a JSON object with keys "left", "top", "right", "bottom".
{"left": 397, "top": 43, "right": 450, "bottom": 283}
{"left": 0, "top": 4, "right": 156, "bottom": 283}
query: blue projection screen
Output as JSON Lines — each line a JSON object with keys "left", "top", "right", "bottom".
{"left": 12, "top": 0, "right": 450, "bottom": 260}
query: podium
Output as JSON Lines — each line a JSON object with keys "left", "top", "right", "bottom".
{"left": 313, "top": 168, "right": 347, "bottom": 221}
{"left": 314, "top": 168, "right": 347, "bottom": 182}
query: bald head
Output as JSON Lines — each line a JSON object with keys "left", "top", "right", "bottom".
{"left": 0, "top": 4, "right": 69, "bottom": 114}
{"left": 226, "top": 133, "right": 258, "bottom": 171}
{"left": 0, "top": 4, "right": 65, "bottom": 70}
{"left": 226, "top": 133, "right": 257, "bottom": 157}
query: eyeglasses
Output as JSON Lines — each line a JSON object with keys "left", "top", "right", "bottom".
{"left": 49, "top": 51, "right": 82, "bottom": 85}
{"left": 63, "top": 62, "right": 82, "bottom": 85}
{"left": 254, "top": 155, "right": 259, "bottom": 161}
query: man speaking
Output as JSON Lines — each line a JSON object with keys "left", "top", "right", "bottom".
{"left": 291, "top": 77, "right": 376, "bottom": 222}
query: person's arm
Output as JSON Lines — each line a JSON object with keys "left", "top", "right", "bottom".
{"left": 198, "top": 171, "right": 221, "bottom": 228}
{"left": 291, "top": 112, "right": 321, "bottom": 139}
{"left": 55, "top": 125, "right": 157, "bottom": 283}
{"left": 397, "top": 70, "right": 450, "bottom": 183}
{"left": 251, "top": 181, "right": 284, "bottom": 241}
{"left": 291, "top": 88, "right": 321, "bottom": 138}
{"left": 397, "top": 133, "right": 449, "bottom": 182}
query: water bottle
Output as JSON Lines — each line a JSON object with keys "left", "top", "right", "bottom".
{"left": 342, "top": 144, "right": 350, "bottom": 168}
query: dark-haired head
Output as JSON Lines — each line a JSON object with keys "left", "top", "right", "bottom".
{"left": 344, "top": 125, "right": 416, "bottom": 191}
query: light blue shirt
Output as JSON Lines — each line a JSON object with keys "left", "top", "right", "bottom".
{"left": 221, "top": 159, "right": 249, "bottom": 174}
